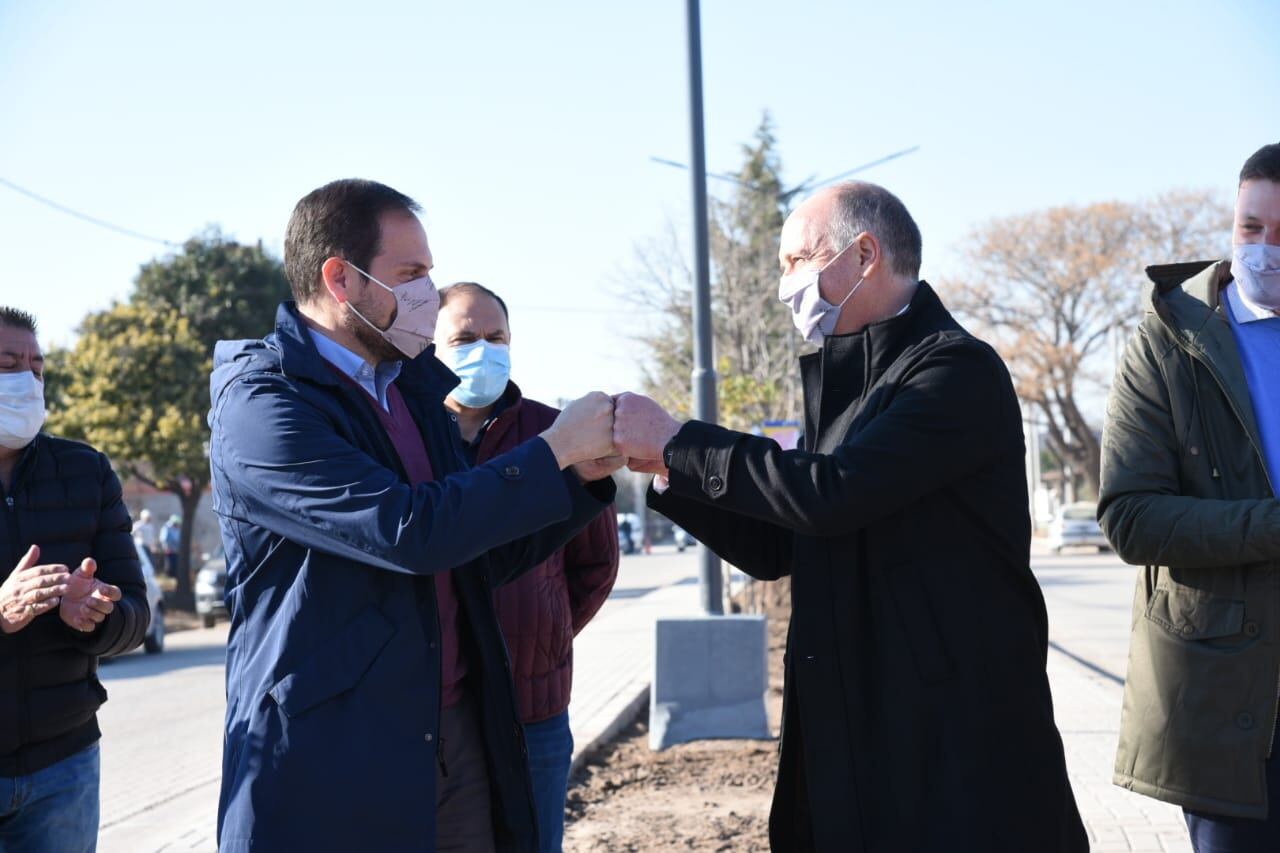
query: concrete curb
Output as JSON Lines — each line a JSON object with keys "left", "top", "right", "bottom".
{"left": 570, "top": 685, "right": 650, "bottom": 776}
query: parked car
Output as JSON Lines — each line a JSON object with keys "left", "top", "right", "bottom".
{"left": 673, "top": 526, "right": 693, "bottom": 552}
{"left": 134, "top": 543, "right": 165, "bottom": 654}
{"left": 1047, "top": 502, "right": 1110, "bottom": 554}
{"left": 196, "top": 549, "right": 228, "bottom": 629}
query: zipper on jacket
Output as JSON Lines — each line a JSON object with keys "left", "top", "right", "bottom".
{"left": 1184, "top": 346, "right": 1280, "bottom": 754}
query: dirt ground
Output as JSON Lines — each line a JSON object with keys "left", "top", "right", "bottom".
{"left": 564, "top": 582, "right": 789, "bottom": 852}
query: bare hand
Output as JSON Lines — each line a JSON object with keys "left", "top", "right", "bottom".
{"left": 573, "top": 455, "right": 627, "bottom": 483}
{"left": 626, "top": 457, "right": 670, "bottom": 478}
{"left": 612, "top": 393, "right": 682, "bottom": 465}
{"left": 0, "top": 546, "right": 71, "bottom": 634}
{"left": 540, "top": 392, "right": 616, "bottom": 470}
{"left": 59, "top": 558, "right": 122, "bottom": 634}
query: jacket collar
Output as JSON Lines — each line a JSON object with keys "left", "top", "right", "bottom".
{"left": 270, "top": 301, "right": 460, "bottom": 400}
{"left": 803, "top": 280, "right": 955, "bottom": 375}
{"left": 799, "top": 281, "right": 956, "bottom": 446}
{"left": 1146, "top": 260, "right": 1261, "bottom": 447}
{"left": 473, "top": 382, "right": 526, "bottom": 454}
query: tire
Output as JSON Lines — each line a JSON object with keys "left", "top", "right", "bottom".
{"left": 201, "top": 612, "right": 216, "bottom": 629}
{"left": 144, "top": 607, "right": 166, "bottom": 654}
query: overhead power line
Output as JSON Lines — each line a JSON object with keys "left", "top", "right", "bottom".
{"left": 0, "top": 177, "right": 179, "bottom": 247}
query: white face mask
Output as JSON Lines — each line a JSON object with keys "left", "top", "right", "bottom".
{"left": 345, "top": 262, "right": 440, "bottom": 359}
{"left": 778, "top": 241, "right": 864, "bottom": 345}
{"left": 0, "top": 371, "right": 46, "bottom": 450}
{"left": 1232, "top": 243, "right": 1280, "bottom": 311}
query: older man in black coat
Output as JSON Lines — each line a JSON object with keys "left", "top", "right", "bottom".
{"left": 613, "top": 182, "right": 1086, "bottom": 852}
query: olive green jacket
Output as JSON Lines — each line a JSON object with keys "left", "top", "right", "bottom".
{"left": 1100, "top": 259, "right": 1280, "bottom": 818}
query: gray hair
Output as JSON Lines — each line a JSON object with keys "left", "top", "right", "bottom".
{"left": 825, "top": 181, "right": 923, "bottom": 279}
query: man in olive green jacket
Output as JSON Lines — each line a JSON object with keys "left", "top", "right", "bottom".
{"left": 1100, "top": 141, "right": 1280, "bottom": 851}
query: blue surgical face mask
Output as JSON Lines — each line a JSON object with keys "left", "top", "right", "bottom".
{"left": 440, "top": 341, "right": 511, "bottom": 408}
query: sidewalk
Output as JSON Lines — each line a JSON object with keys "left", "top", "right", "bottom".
{"left": 568, "top": 546, "right": 702, "bottom": 771}
{"left": 1049, "top": 644, "right": 1192, "bottom": 852}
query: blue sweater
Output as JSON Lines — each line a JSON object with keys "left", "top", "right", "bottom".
{"left": 1226, "top": 284, "right": 1280, "bottom": 494}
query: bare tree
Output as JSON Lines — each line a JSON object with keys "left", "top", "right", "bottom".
{"left": 942, "top": 189, "right": 1231, "bottom": 496}
{"left": 627, "top": 114, "right": 806, "bottom": 432}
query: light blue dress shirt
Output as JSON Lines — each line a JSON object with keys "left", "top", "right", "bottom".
{"left": 308, "top": 328, "right": 402, "bottom": 412}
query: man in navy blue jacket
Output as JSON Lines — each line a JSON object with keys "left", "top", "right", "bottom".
{"left": 208, "top": 179, "right": 621, "bottom": 852}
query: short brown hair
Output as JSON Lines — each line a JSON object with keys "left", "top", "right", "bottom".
{"left": 1241, "top": 143, "right": 1280, "bottom": 185}
{"left": 439, "top": 282, "right": 510, "bottom": 321}
{"left": 284, "top": 179, "right": 421, "bottom": 304}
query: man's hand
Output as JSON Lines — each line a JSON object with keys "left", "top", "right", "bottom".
{"left": 613, "top": 393, "right": 682, "bottom": 467}
{"left": 573, "top": 455, "right": 627, "bottom": 483}
{"left": 540, "top": 392, "right": 616, "bottom": 470}
{"left": 626, "top": 457, "right": 670, "bottom": 478}
{"left": 59, "top": 558, "right": 123, "bottom": 634}
{"left": 0, "top": 546, "right": 70, "bottom": 634}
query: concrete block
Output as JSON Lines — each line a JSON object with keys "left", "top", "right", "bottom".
{"left": 649, "top": 615, "right": 771, "bottom": 749}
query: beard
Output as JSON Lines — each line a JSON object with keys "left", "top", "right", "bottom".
{"left": 342, "top": 301, "right": 404, "bottom": 363}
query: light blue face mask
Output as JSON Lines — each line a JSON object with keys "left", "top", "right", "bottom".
{"left": 440, "top": 341, "right": 511, "bottom": 408}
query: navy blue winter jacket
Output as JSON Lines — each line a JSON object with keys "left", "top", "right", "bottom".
{"left": 208, "top": 303, "right": 614, "bottom": 852}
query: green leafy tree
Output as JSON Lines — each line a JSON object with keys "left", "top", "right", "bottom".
{"left": 48, "top": 231, "right": 290, "bottom": 608}
{"left": 631, "top": 113, "right": 804, "bottom": 432}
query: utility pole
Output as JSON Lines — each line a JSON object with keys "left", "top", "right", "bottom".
{"left": 684, "top": 0, "right": 723, "bottom": 615}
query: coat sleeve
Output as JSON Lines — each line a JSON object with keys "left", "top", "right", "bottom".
{"left": 485, "top": 474, "right": 616, "bottom": 588}
{"left": 660, "top": 339, "right": 1019, "bottom": 538}
{"left": 67, "top": 453, "right": 149, "bottom": 657}
{"left": 562, "top": 503, "right": 620, "bottom": 635}
{"left": 1098, "top": 325, "right": 1280, "bottom": 567}
{"left": 648, "top": 484, "right": 795, "bottom": 581}
{"left": 210, "top": 371, "right": 610, "bottom": 577}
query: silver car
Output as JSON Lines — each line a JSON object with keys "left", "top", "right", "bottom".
{"left": 1047, "top": 502, "right": 1110, "bottom": 554}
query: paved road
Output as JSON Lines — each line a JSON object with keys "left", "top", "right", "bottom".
{"left": 96, "top": 623, "right": 227, "bottom": 852}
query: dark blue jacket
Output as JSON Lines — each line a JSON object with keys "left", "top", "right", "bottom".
{"left": 208, "top": 303, "right": 614, "bottom": 852}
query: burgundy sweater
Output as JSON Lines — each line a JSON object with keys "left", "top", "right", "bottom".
{"left": 475, "top": 386, "right": 619, "bottom": 723}
{"left": 335, "top": 369, "right": 469, "bottom": 708}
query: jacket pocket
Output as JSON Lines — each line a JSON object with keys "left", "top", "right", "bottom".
{"left": 1145, "top": 587, "right": 1245, "bottom": 640}
{"left": 268, "top": 608, "right": 396, "bottom": 718}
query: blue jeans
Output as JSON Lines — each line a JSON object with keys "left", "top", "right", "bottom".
{"left": 524, "top": 711, "right": 573, "bottom": 853}
{"left": 0, "top": 743, "right": 100, "bottom": 853}
{"left": 1185, "top": 718, "right": 1280, "bottom": 852}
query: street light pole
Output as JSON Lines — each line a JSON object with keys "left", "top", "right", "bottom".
{"left": 684, "top": 0, "right": 723, "bottom": 615}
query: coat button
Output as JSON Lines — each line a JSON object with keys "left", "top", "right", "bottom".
{"left": 1244, "top": 621, "right": 1260, "bottom": 638}
{"left": 1189, "top": 446, "right": 1200, "bottom": 456}
{"left": 1237, "top": 712, "right": 1255, "bottom": 730}
{"left": 707, "top": 475, "right": 724, "bottom": 493}
{"left": 504, "top": 465, "right": 521, "bottom": 477}
{"left": 425, "top": 733, "right": 434, "bottom": 742}
{"left": 1180, "top": 624, "right": 1195, "bottom": 637}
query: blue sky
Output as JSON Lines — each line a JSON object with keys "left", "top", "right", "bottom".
{"left": 1, "top": 0, "right": 1276, "bottom": 404}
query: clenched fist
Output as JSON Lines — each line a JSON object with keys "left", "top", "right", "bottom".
{"left": 612, "top": 393, "right": 682, "bottom": 467}
{"left": 540, "top": 392, "right": 617, "bottom": 470}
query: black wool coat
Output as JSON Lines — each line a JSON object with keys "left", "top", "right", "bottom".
{"left": 650, "top": 283, "right": 1087, "bottom": 853}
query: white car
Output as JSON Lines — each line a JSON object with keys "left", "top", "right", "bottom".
{"left": 133, "top": 543, "right": 166, "bottom": 654}
{"left": 1047, "top": 502, "right": 1110, "bottom": 554}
